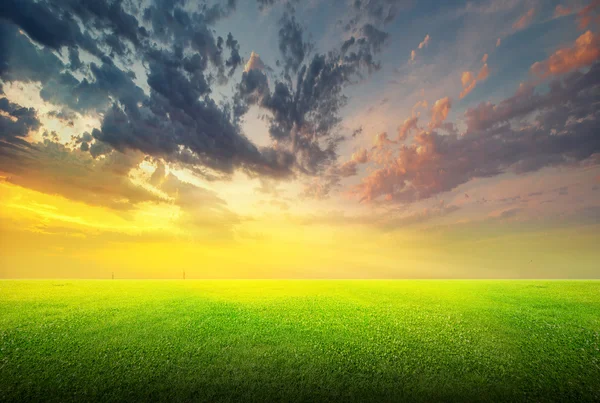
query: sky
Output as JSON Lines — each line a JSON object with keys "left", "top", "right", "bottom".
{"left": 0, "top": 0, "right": 599, "bottom": 279}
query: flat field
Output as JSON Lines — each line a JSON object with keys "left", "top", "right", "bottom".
{"left": 0, "top": 280, "right": 599, "bottom": 402}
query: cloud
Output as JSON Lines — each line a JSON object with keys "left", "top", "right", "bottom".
{"left": 418, "top": 34, "right": 430, "bottom": 49}
{"left": 577, "top": 0, "right": 600, "bottom": 30}
{"left": 0, "top": 135, "right": 241, "bottom": 238}
{"left": 490, "top": 207, "right": 523, "bottom": 220}
{"left": 297, "top": 199, "right": 459, "bottom": 231}
{"left": 380, "top": 201, "right": 459, "bottom": 230}
{"left": 461, "top": 71, "right": 475, "bottom": 87}
{"left": 0, "top": 0, "right": 102, "bottom": 56}
{"left": 244, "top": 52, "right": 266, "bottom": 72}
{"left": 410, "top": 34, "right": 430, "bottom": 61}
{"left": 513, "top": 8, "right": 536, "bottom": 30}
{"left": 398, "top": 116, "right": 419, "bottom": 140}
{"left": 351, "top": 63, "right": 600, "bottom": 203}
{"left": 531, "top": 30, "right": 600, "bottom": 78}
{"left": 1, "top": 0, "right": 283, "bottom": 182}
{"left": 429, "top": 97, "right": 452, "bottom": 129}
{"left": 362, "top": 24, "right": 390, "bottom": 52}
{"left": 350, "top": 0, "right": 411, "bottom": 26}
{"left": 555, "top": 5, "right": 572, "bottom": 17}
{"left": 478, "top": 63, "right": 490, "bottom": 80}
{"left": 337, "top": 147, "right": 369, "bottom": 177}
{"left": 496, "top": 38, "right": 501, "bottom": 47}
{"left": 460, "top": 63, "right": 490, "bottom": 99}
{"left": 460, "top": 72, "right": 477, "bottom": 99}
{"left": 159, "top": 172, "right": 241, "bottom": 233}
{"left": 0, "top": 139, "right": 159, "bottom": 211}
{"left": 459, "top": 55, "right": 490, "bottom": 97}
{"left": 0, "top": 97, "right": 40, "bottom": 149}
{"left": 278, "top": 12, "right": 309, "bottom": 76}
{"left": 234, "top": 23, "right": 386, "bottom": 179}
{"left": 412, "top": 100, "right": 428, "bottom": 114}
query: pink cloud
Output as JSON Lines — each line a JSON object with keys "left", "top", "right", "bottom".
{"left": 531, "top": 30, "right": 600, "bottom": 77}
{"left": 496, "top": 38, "right": 501, "bottom": 47}
{"left": 350, "top": 65, "right": 600, "bottom": 204}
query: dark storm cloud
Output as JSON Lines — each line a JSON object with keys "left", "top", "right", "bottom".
{"left": 278, "top": 12, "right": 309, "bottom": 76}
{"left": 233, "top": 5, "right": 389, "bottom": 188}
{"left": 0, "top": 0, "right": 298, "bottom": 179}
{"left": 235, "top": 19, "right": 387, "bottom": 176}
{"left": 0, "top": 0, "right": 387, "bottom": 186}
{"left": 360, "top": 24, "right": 389, "bottom": 52}
{"left": 255, "top": 0, "right": 299, "bottom": 11}
{"left": 352, "top": 0, "right": 401, "bottom": 24}
{"left": 0, "top": 23, "right": 64, "bottom": 85}
{"left": 0, "top": 97, "right": 40, "bottom": 148}
{"left": 203, "top": 0, "right": 238, "bottom": 25}
{"left": 0, "top": 0, "right": 101, "bottom": 55}
{"left": 346, "top": 0, "right": 411, "bottom": 32}
{"left": 354, "top": 64, "right": 600, "bottom": 203}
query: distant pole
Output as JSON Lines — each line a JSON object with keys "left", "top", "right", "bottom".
{"left": 183, "top": 270, "right": 185, "bottom": 280}
{"left": 112, "top": 272, "right": 114, "bottom": 280}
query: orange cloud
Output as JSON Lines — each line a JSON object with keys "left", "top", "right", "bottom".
{"left": 531, "top": 30, "right": 600, "bottom": 77}
{"left": 460, "top": 81, "right": 477, "bottom": 99}
{"left": 496, "top": 38, "right": 501, "bottom": 47}
{"left": 398, "top": 117, "right": 418, "bottom": 140}
{"left": 371, "top": 133, "right": 396, "bottom": 164}
{"left": 482, "top": 53, "right": 488, "bottom": 63}
{"left": 554, "top": 5, "right": 571, "bottom": 17}
{"left": 337, "top": 148, "right": 369, "bottom": 177}
{"left": 429, "top": 97, "right": 451, "bottom": 129}
{"left": 461, "top": 71, "right": 474, "bottom": 87}
{"left": 412, "top": 100, "right": 428, "bottom": 115}
{"left": 513, "top": 8, "right": 536, "bottom": 30}
{"left": 244, "top": 51, "right": 265, "bottom": 72}
{"left": 578, "top": 0, "right": 600, "bottom": 30}
{"left": 352, "top": 148, "right": 369, "bottom": 164}
{"left": 477, "top": 63, "right": 489, "bottom": 80}
{"left": 459, "top": 64, "right": 489, "bottom": 99}
{"left": 410, "top": 35, "right": 430, "bottom": 61}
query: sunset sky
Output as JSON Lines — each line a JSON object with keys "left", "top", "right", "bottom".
{"left": 0, "top": 0, "right": 599, "bottom": 278}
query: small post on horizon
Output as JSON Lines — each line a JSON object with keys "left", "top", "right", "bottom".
{"left": 112, "top": 272, "right": 114, "bottom": 280}
{"left": 183, "top": 270, "right": 185, "bottom": 280}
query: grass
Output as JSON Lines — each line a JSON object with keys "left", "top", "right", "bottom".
{"left": 0, "top": 280, "right": 599, "bottom": 402}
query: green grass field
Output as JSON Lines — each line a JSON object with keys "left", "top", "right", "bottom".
{"left": 0, "top": 280, "right": 599, "bottom": 402}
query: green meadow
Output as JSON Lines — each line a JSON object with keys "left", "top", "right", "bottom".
{"left": 0, "top": 280, "right": 599, "bottom": 402}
